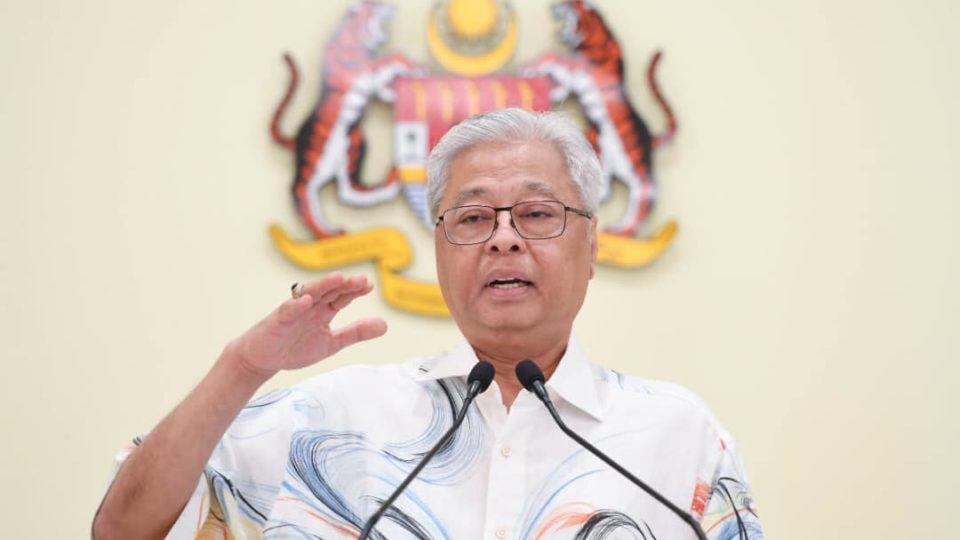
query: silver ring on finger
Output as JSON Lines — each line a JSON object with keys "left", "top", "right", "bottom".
{"left": 291, "top": 282, "right": 305, "bottom": 300}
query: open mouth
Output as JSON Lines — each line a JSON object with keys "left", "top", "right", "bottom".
{"left": 487, "top": 278, "right": 533, "bottom": 290}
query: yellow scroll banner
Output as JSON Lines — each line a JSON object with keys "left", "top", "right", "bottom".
{"left": 270, "top": 220, "right": 677, "bottom": 316}
{"left": 269, "top": 224, "right": 450, "bottom": 317}
{"left": 596, "top": 220, "right": 678, "bottom": 268}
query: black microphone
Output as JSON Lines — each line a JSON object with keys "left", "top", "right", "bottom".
{"left": 358, "top": 361, "right": 495, "bottom": 540}
{"left": 515, "top": 360, "right": 709, "bottom": 540}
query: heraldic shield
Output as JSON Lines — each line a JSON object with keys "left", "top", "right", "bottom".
{"left": 269, "top": 0, "right": 678, "bottom": 317}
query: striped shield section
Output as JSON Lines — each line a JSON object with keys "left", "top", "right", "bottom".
{"left": 393, "top": 75, "right": 552, "bottom": 226}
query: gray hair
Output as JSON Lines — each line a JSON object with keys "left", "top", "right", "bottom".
{"left": 426, "top": 108, "right": 603, "bottom": 220}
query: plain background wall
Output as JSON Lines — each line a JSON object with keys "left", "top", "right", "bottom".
{"left": 1, "top": 0, "right": 957, "bottom": 537}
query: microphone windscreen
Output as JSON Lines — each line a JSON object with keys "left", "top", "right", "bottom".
{"left": 515, "top": 360, "right": 545, "bottom": 391}
{"left": 468, "top": 361, "right": 496, "bottom": 392}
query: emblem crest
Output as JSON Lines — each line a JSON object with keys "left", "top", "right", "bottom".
{"left": 269, "top": 0, "right": 678, "bottom": 316}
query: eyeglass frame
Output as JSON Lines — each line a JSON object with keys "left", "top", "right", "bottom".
{"left": 435, "top": 200, "right": 594, "bottom": 245}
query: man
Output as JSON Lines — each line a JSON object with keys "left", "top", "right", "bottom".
{"left": 93, "top": 108, "right": 764, "bottom": 539}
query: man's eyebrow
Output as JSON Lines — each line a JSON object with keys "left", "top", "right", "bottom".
{"left": 452, "top": 187, "right": 489, "bottom": 207}
{"left": 450, "top": 181, "right": 561, "bottom": 207}
{"left": 521, "top": 181, "right": 561, "bottom": 199}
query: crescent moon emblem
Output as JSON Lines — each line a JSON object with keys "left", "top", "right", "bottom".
{"left": 427, "top": 8, "right": 518, "bottom": 76}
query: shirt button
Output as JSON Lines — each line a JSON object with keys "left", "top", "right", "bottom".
{"left": 500, "top": 446, "right": 512, "bottom": 458}
{"left": 495, "top": 527, "right": 507, "bottom": 539}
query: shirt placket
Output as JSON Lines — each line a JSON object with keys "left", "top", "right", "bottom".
{"left": 477, "top": 387, "right": 537, "bottom": 540}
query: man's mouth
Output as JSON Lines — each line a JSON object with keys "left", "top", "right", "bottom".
{"left": 487, "top": 278, "right": 533, "bottom": 289}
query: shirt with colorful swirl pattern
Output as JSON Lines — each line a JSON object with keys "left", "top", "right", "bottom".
{"left": 114, "top": 337, "right": 764, "bottom": 540}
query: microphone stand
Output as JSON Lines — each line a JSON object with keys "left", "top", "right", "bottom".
{"left": 358, "top": 364, "right": 492, "bottom": 539}
{"left": 517, "top": 361, "right": 709, "bottom": 540}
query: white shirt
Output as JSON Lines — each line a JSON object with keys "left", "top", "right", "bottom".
{"left": 127, "top": 337, "right": 763, "bottom": 539}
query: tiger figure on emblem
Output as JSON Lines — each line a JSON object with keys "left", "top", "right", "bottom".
{"left": 270, "top": 1, "right": 423, "bottom": 238}
{"left": 525, "top": 0, "right": 678, "bottom": 238}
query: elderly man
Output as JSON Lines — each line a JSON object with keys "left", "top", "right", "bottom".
{"left": 93, "top": 109, "right": 763, "bottom": 539}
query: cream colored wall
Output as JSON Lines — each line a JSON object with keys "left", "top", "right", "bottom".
{"left": 1, "top": 0, "right": 956, "bottom": 537}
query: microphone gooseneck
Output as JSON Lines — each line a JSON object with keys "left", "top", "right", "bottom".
{"left": 358, "top": 361, "right": 495, "bottom": 540}
{"left": 514, "top": 360, "right": 710, "bottom": 540}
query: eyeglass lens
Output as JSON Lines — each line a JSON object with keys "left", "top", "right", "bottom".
{"left": 443, "top": 201, "right": 567, "bottom": 244}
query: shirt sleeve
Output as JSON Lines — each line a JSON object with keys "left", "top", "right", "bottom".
{"left": 698, "top": 438, "right": 765, "bottom": 540}
{"left": 108, "top": 387, "right": 300, "bottom": 539}
{"left": 107, "top": 439, "right": 212, "bottom": 539}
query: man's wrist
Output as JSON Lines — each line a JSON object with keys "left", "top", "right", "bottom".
{"left": 217, "top": 341, "right": 277, "bottom": 391}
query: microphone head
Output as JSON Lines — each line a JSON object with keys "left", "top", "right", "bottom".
{"left": 467, "top": 361, "right": 496, "bottom": 393}
{"left": 515, "top": 360, "right": 545, "bottom": 392}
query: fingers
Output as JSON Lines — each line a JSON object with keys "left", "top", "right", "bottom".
{"left": 276, "top": 294, "right": 315, "bottom": 324}
{"left": 330, "top": 317, "right": 388, "bottom": 353}
{"left": 300, "top": 272, "right": 353, "bottom": 301}
{"left": 312, "top": 276, "right": 374, "bottom": 319}
{"left": 314, "top": 275, "right": 369, "bottom": 305}
{"left": 280, "top": 274, "right": 375, "bottom": 324}
{"left": 327, "top": 281, "right": 374, "bottom": 311}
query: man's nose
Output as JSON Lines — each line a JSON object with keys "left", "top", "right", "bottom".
{"left": 486, "top": 210, "right": 525, "bottom": 253}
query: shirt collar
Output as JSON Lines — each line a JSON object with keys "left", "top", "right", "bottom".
{"left": 544, "top": 336, "right": 604, "bottom": 422}
{"left": 409, "top": 339, "right": 478, "bottom": 381}
{"left": 409, "top": 335, "right": 604, "bottom": 422}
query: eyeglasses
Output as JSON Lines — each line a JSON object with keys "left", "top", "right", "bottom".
{"left": 436, "top": 200, "right": 593, "bottom": 245}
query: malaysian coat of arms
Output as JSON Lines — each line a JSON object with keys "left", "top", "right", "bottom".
{"left": 268, "top": 0, "right": 678, "bottom": 317}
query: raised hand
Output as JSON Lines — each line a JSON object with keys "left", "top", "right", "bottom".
{"left": 226, "top": 273, "right": 388, "bottom": 379}
{"left": 92, "top": 273, "right": 389, "bottom": 540}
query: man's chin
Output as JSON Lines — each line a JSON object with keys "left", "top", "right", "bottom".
{"left": 450, "top": 298, "right": 548, "bottom": 337}
{"left": 476, "top": 309, "right": 542, "bottom": 333}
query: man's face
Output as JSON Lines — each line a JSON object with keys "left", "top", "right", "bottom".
{"left": 434, "top": 139, "right": 598, "bottom": 342}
